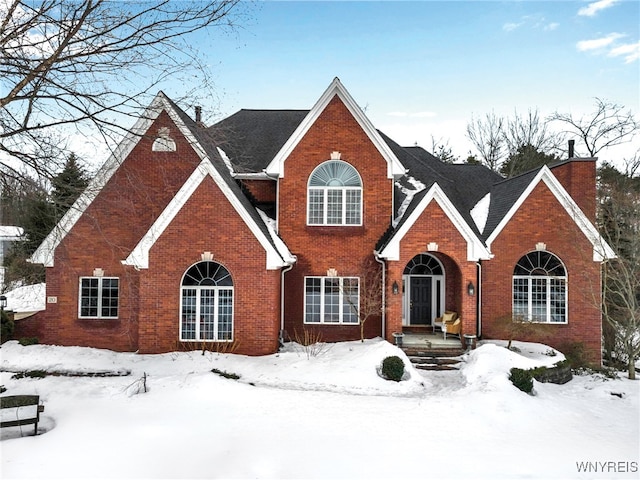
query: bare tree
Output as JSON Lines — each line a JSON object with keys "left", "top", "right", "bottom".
{"left": 549, "top": 98, "right": 639, "bottom": 158}
{"left": 466, "top": 111, "right": 505, "bottom": 172}
{"left": 598, "top": 161, "right": 640, "bottom": 379}
{"left": 1, "top": 0, "right": 249, "bottom": 182}
{"left": 467, "top": 108, "right": 563, "bottom": 176}
{"left": 342, "top": 258, "right": 383, "bottom": 342}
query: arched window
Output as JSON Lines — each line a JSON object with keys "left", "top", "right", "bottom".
{"left": 513, "top": 251, "right": 567, "bottom": 323}
{"left": 308, "top": 160, "right": 362, "bottom": 225}
{"left": 403, "top": 253, "right": 444, "bottom": 275}
{"left": 180, "top": 261, "right": 233, "bottom": 341}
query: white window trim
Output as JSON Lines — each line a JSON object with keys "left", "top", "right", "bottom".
{"left": 78, "top": 276, "right": 119, "bottom": 319}
{"left": 512, "top": 275, "right": 568, "bottom": 324}
{"left": 307, "top": 186, "right": 362, "bottom": 226}
{"left": 179, "top": 285, "right": 234, "bottom": 342}
{"left": 304, "top": 276, "right": 360, "bottom": 325}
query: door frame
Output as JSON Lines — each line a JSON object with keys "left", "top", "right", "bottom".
{"left": 402, "top": 273, "right": 445, "bottom": 326}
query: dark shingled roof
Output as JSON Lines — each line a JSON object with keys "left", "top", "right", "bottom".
{"left": 481, "top": 169, "right": 541, "bottom": 240}
{"left": 208, "top": 109, "right": 309, "bottom": 173}
{"left": 194, "top": 101, "right": 547, "bottom": 255}
{"left": 162, "top": 96, "right": 290, "bottom": 263}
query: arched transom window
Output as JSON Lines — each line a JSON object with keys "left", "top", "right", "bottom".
{"left": 513, "top": 251, "right": 567, "bottom": 323}
{"left": 403, "top": 253, "right": 444, "bottom": 275}
{"left": 180, "top": 261, "right": 233, "bottom": 341}
{"left": 307, "top": 160, "right": 362, "bottom": 225}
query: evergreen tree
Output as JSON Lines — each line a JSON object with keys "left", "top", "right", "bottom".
{"left": 500, "top": 144, "right": 560, "bottom": 178}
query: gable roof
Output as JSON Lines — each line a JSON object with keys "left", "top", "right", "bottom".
{"left": 31, "top": 92, "right": 295, "bottom": 270}
{"left": 264, "top": 78, "right": 406, "bottom": 180}
{"left": 375, "top": 182, "right": 493, "bottom": 261}
{"left": 485, "top": 166, "right": 615, "bottom": 261}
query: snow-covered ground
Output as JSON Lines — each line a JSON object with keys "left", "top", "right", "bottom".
{"left": 0, "top": 339, "right": 638, "bottom": 479}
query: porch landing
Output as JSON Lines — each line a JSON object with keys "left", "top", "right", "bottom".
{"left": 398, "top": 328, "right": 466, "bottom": 371}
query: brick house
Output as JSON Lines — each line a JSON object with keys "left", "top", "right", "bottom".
{"left": 29, "top": 78, "right": 614, "bottom": 362}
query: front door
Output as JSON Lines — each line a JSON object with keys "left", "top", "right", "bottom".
{"left": 410, "top": 277, "right": 432, "bottom": 325}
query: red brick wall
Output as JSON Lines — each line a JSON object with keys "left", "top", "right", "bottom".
{"left": 241, "top": 179, "right": 277, "bottom": 204}
{"left": 277, "top": 95, "right": 394, "bottom": 341}
{"left": 138, "top": 176, "right": 281, "bottom": 355}
{"left": 39, "top": 110, "right": 205, "bottom": 351}
{"left": 481, "top": 180, "right": 603, "bottom": 364}
{"left": 385, "top": 201, "right": 477, "bottom": 343}
{"left": 550, "top": 159, "right": 596, "bottom": 222}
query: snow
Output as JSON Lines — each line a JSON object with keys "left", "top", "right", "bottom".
{"left": 470, "top": 192, "right": 491, "bottom": 234}
{"left": 1, "top": 339, "right": 638, "bottom": 479}
{"left": 394, "top": 175, "right": 426, "bottom": 227}
{"left": 2, "top": 283, "right": 45, "bottom": 313}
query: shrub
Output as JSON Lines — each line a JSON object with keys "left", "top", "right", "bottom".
{"left": 381, "top": 355, "right": 405, "bottom": 382}
{"left": 212, "top": 368, "right": 240, "bottom": 380}
{"left": 509, "top": 367, "right": 533, "bottom": 393}
{"left": 1, "top": 309, "right": 14, "bottom": 343}
{"left": 19, "top": 337, "right": 38, "bottom": 346}
{"left": 558, "top": 341, "right": 590, "bottom": 368}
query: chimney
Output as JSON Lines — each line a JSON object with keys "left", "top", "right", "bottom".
{"left": 568, "top": 139, "right": 575, "bottom": 158}
{"left": 195, "top": 106, "right": 202, "bottom": 124}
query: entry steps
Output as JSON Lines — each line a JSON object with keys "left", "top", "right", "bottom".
{"left": 402, "top": 346, "right": 466, "bottom": 371}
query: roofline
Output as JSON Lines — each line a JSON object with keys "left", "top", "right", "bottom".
{"left": 264, "top": 78, "right": 406, "bottom": 180}
{"left": 486, "top": 165, "right": 615, "bottom": 261}
{"left": 123, "top": 159, "right": 295, "bottom": 270}
{"left": 376, "top": 183, "right": 492, "bottom": 261}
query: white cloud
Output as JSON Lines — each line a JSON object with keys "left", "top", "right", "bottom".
{"left": 578, "top": 0, "right": 618, "bottom": 17}
{"left": 503, "top": 22, "right": 521, "bottom": 32}
{"left": 608, "top": 41, "right": 640, "bottom": 63}
{"left": 544, "top": 23, "right": 560, "bottom": 31}
{"left": 576, "top": 32, "right": 624, "bottom": 51}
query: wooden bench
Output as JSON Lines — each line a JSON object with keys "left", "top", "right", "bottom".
{"left": 0, "top": 395, "right": 45, "bottom": 435}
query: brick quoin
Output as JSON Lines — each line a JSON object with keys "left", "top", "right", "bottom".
{"left": 278, "top": 96, "right": 393, "bottom": 342}
{"left": 481, "top": 181, "right": 603, "bottom": 364}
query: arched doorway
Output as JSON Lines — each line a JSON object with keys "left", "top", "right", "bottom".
{"left": 402, "top": 253, "right": 445, "bottom": 327}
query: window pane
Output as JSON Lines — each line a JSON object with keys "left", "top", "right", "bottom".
{"left": 345, "top": 190, "right": 361, "bottom": 225}
{"left": 101, "top": 278, "right": 119, "bottom": 317}
{"left": 513, "top": 277, "right": 529, "bottom": 320}
{"left": 550, "top": 278, "right": 566, "bottom": 322}
{"left": 323, "top": 278, "right": 340, "bottom": 323}
{"left": 80, "top": 278, "right": 99, "bottom": 317}
{"left": 181, "top": 288, "right": 197, "bottom": 340}
{"left": 342, "top": 278, "right": 359, "bottom": 324}
{"left": 199, "top": 289, "right": 215, "bottom": 340}
{"left": 531, "top": 278, "right": 547, "bottom": 321}
{"left": 327, "top": 189, "right": 343, "bottom": 224}
{"left": 308, "top": 189, "right": 324, "bottom": 225}
{"left": 218, "top": 289, "right": 233, "bottom": 340}
{"left": 305, "top": 278, "right": 321, "bottom": 323}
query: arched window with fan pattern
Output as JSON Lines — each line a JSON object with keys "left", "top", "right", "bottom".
{"left": 513, "top": 251, "right": 567, "bottom": 323}
{"left": 180, "top": 261, "right": 233, "bottom": 341}
{"left": 307, "top": 160, "right": 362, "bottom": 226}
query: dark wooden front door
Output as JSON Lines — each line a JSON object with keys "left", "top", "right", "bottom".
{"left": 410, "top": 277, "right": 432, "bottom": 325}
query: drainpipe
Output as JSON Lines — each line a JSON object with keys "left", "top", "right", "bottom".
{"left": 476, "top": 261, "right": 482, "bottom": 337}
{"left": 373, "top": 251, "right": 386, "bottom": 339}
{"left": 279, "top": 262, "right": 295, "bottom": 346}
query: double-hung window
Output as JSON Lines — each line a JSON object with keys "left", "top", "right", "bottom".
{"left": 513, "top": 251, "right": 567, "bottom": 323}
{"left": 79, "top": 277, "right": 119, "bottom": 318}
{"left": 305, "top": 276, "right": 359, "bottom": 324}
{"left": 308, "top": 161, "right": 362, "bottom": 226}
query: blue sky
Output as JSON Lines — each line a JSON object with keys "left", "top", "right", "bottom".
{"left": 175, "top": 0, "right": 639, "bottom": 161}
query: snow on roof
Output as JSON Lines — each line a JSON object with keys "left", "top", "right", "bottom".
{"left": 393, "top": 175, "right": 426, "bottom": 228}
{"left": 0, "top": 226, "right": 24, "bottom": 240}
{"left": 2, "top": 283, "right": 45, "bottom": 313}
{"left": 470, "top": 192, "right": 491, "bottom": 235}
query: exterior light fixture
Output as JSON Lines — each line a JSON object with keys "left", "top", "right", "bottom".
{"left": 392, "top": 281, "right": 399, "bottom": 295}
{"left": 467, "top": 281, "right": 475, "bottom": 296}
{"left": 0, "top": 295, "right": 6, "bottom": 311}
